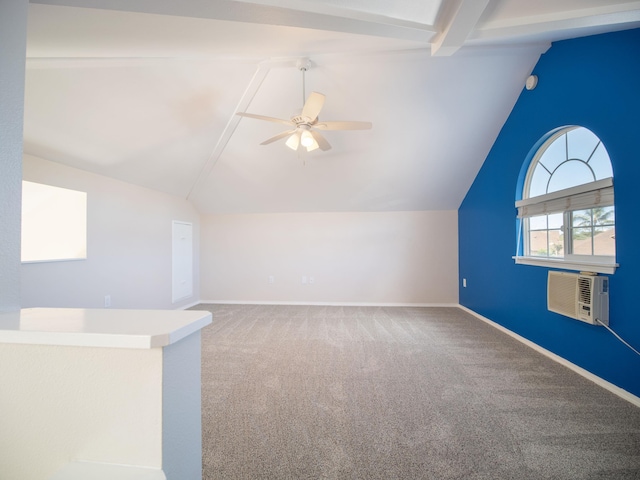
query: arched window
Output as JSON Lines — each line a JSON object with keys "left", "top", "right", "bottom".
{"left": 515, "top": 126, "right": 616, "bottom": 273}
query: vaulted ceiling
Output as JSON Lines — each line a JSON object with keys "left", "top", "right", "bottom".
{"left": 24, "top": 0, "right": 640, "bottom": 214}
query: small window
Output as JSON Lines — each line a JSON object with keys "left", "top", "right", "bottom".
{"left": 21, "top": 181, "right": 87, "bottom": 263}
{"left": 515, "top": 126, "right": 616, "bottom": 274}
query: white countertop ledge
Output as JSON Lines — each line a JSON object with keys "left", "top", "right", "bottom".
{"left": 0, "top": 308, "right": 212, "bottom": 349}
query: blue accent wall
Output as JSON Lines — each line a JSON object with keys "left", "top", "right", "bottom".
{"left": 459, "top": 29, "right": 640, "bottom": 397}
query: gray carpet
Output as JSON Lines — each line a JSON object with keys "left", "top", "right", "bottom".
{"left": 193, "top": 304, "right": 640, "bottom": 479}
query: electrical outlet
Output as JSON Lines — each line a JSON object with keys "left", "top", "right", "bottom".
{"left": 309, "top": 276, "right": 315, "bottom": 284}
{"left": 268, "top": 275, "right": 275, "bottom": 284}
{"left": 302, "top": 276, "right": 308, "bottom": 284}
{"left": 104, "top": 295, "right": 111, "bottom": 307}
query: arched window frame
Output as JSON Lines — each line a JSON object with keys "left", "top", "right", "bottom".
{"left": 514, "top": 126, "right": 617, "bottom": 274}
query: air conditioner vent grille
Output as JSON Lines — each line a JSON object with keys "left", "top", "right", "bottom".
{"left": 578, "top": 277, "right": 592, "bottom": 304}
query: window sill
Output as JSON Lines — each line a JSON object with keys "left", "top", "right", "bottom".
{"left": 513, "top": 256, "right": 618, "bottom": 274}
{"left": 22, "top": 258, "right": 86, "bottom": 264}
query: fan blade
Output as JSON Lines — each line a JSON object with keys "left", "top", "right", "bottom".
{"left": 310, "top": 130, "right": 332, "bottom": 151}
{"left": 236, "top": 112, "right": 293, "bottom": 127}
{"left": 301, "top": 92, "right": 325, "bottom": 122}
{"left": 314, "top": 121, "right": 372, "bottom": 131}
{"left": 285, "top": 130, "right": 301, "bottom": 150}
{"left": 260, "top": 129, "right": 297, "bottom": 145}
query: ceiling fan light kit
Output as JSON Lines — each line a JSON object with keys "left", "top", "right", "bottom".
{"left": 300, "top": 128, "right": 315, "bottom": 148}
{"left": 236, "top": 58, "right": 372, "bottom": 153}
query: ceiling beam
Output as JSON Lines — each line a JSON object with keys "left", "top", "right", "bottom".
{"left": 186, "top": 62, "right": 270, "bottom": 202}
{"left": 30, "top": 0, "right": 436, "bottom": 44}
{"left": 431, "top": 0, "right": 491, "bottom": 56}
{"left": 469, "top": 2, "right": 640, "bottom": 44}
{"left": 186, "top": 58, "right": 299, "bottom": 202}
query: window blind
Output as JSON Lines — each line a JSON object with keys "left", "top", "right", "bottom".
{"left": 516, "top": 177, "right": 613, "bottom": 218}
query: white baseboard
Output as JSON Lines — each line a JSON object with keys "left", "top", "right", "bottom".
{"left": 176, "top": 299, "right": 201, "bottom": 310}
{"left": 458, "top": 305, "right": 640, "bottom": 409}
{"left": 197, "top": 299, "right": 458, "bottom": 308}
{"left": 48, "top": 461, "right": 165, "bottom": 480}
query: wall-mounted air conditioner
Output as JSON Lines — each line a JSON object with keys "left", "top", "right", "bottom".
{"left": 547, "top": 271, "right": 609, "bottom": 326}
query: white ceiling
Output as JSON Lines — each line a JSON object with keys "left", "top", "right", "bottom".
{"left": 23, "top": 0, "right": 640, "bottom": 214}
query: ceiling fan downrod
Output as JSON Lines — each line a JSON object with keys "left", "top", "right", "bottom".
{"left": 296, "top": 58, "right": 311, "bottom": 108}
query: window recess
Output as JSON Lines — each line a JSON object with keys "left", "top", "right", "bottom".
{"left": 514, "top": 126, "right": 616, "bottom": 274}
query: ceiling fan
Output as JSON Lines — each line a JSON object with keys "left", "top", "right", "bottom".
{"left": 236, "top": 59, "right": 372, "bottom": 152}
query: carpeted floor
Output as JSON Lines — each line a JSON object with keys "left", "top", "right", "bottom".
{"left": 193, "top": 304, "right": 640, "bottom": 479}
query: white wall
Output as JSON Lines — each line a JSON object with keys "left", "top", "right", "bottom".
{"left": 22, "top": 154, "right": 200, "bottom": 309}
{"left": 0, "top": 0, "right": 28, "bottom": 312}
{"left": 201, "top": 211, "right": 458, "bottom": 305}
{"left": 0, "top": 343, "right": 164, "bottom": 480}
